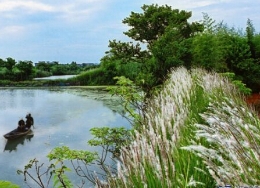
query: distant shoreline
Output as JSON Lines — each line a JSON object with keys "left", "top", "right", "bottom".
{"left": 0, "top": 85, "right": 112, "bottom": 90}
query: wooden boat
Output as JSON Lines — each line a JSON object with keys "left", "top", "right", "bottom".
{"left": 3, "top": 128, "right": 32, "bottom": 139}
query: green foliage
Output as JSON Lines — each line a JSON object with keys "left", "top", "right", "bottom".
{"left": 107, "top": 68, "right": 218, "bottom": 188}
{"left": 51, "top": 64, "right": 67, "bottom": 75}
{"left": 10, "top": 3, "right": 260, "bottom": 188}
{"left": 118, "top": 4, "right": 203, "bottom": 92}
{"left": 34, "top": 69, "right": 52, "bottom": 78}
{"left": 47, "top": 146, "right": 98, "bottom": 163}
{"left": 246, "top": 19, "right": 256, "bottom": 58}
{"left": 201, "top": 13, "right": 217, "bottom": 33}
{"left": 221, "top": 72, "right": 252, "bottom": 95}
{"left": 19, "top": 147, "right": 98, "bottom": 188}
{"left": 108, "top": 76, "right": 145, "bottom": 124}
{"left": 0, "top": 181, "right": 20, "bottom": 188}
{"left": 123, "top": 4, "right": 202, "bottom": 46}
{"left": 52, "top": 165, "right": 73, "bottom": 188}
{"left": 71, "top": 67, "right": 115, "bottom": 85}
{"left": 151, "top": 27, "right": 192, "bottom": 84}
{"left": 192, "top": 33, "right": 227, "bottom": 71}
{"left": 102, "top": 40, "right": 149, "bottom": 63}
{"left": 252, "top": 33, "right": 260, "bottom": 59}
{"left": 13, "top": 61, "right": 34, "bottom": 81}
{"left": 88, "top": 127, "right": 131, "bottom": 156}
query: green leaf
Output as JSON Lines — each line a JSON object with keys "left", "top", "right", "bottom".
{"left": 0, "top": 181, "right": 20, "bottom": 188}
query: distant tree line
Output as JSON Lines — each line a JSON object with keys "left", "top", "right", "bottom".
{"left": 74, "top": 4, "right": 260, "bottom": 93}
{"left": 0, "top": 59, "right": 97, "bottom": 81}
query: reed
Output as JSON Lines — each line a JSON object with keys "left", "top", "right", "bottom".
{"left": 99, "top": 67, "right": 260, "bottom": 187}
{"left": 183, "top": 70, "right": 260, "bottom": 186}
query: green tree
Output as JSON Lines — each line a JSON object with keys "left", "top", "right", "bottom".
{"left": 253, "top": 33, "right": 260, "bottom": 59}
{"left": 123, "top": 4, "right": 202, "bottom": 47}
{"left": 0, "top": 67, "right": 9, "bottom": 80}
{"left": 191, "top": 14, "right": 228, "bottom": 71}
{"left": 68, "top": 61, "right": 79, "bottom": 73}
{"left": 51, "top": 64, "right": 67, "bottom": 75}
{"left": 0, "top": 57, "right": 17, "bottom": 80}
{"left": 5, "top": 57, "right": 16, "bottom": 71}
{"left": 13, "top": 60, "right": 34, "bottom": 81}
{"left": 246, "top": 19, "right": 256, "bottom": 58}
{"left": 36, "top": 61, "right": 51, "bottom": 72}
{"left": 104, "top": 4, "right": 203, "bottom": 94}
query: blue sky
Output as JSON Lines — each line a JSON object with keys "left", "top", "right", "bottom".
{"left": 0, "top": 0, "right": 259, "bottom": 64}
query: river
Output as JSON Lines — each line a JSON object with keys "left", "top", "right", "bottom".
{"left": 0, "top": 88, "right": 130, "bottom": 187}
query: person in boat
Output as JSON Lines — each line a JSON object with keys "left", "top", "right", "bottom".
{"left": 18, "top": 118, "right": 25, "bottom": 131}
{"left": 25, "top": 113, "right": 34, "bottom": 129}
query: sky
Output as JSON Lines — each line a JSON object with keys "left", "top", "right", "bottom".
{"left": 0, "top": 0, "right": 259, "bottom": 64}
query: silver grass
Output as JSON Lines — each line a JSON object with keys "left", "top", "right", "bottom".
{"left": 97, "top": 67, "right": 260, "bottom": 187}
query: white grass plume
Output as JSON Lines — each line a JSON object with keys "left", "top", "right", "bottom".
{"left": 98, "top": 67, "right": 260, "bottom": 187}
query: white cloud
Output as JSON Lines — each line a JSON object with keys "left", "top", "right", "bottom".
{"left": 0, "top": 25, "right": 26, "bottom": 37}
{"left": 0, "top": 0, "right": 109, "bottom": 22}
{"left": 148, "top": 0, "right": 222, "bottom": 9}
{"left": 0, "top": 0, "right": 54, "bottom": 13}
{"left": 56, "top": 0, "right": 109, "bottom": 23}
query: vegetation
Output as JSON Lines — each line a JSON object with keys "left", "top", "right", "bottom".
{"left": 0, "top": 59, "right": 96, "bottom": 82}
{"left": 101, "top": 67, "right": 260, "bottom": 187}
{"left": 18, "top": 127, "right": 131, "bottom": 187}
{"left": 0, "top": 181, "right": 19, "bottom": 188}
{"left": 18, "top": 67, "right": 260, "bottom": 187}
{"left": 2, "top": 3, "right": 260, "bottom": 188}
{"left": 70, "top": 5, "right": 260, "bottom": 93}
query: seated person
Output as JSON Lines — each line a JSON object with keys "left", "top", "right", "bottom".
{"left": 18, "top": 118, "right": 25, "bottom": 131}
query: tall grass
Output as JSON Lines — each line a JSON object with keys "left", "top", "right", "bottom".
{"left": 98, "top": 67, "right": 260, "bottom": 187}
{"left": 183, "top": 70, "right": 260, "bottom": 186}
{"left": 69, "top": 67, "right": 116, "bottom": 86}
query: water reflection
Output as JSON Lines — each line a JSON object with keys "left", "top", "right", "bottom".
{"left": 4, "top": 134, "right": 34, "bottom": 152}
{"left": 0, "top": 88, "right": 130, "bottom": 187}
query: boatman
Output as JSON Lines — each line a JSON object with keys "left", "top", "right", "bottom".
{"left": 25, "top": 113, "right": 34, "bottom": 129}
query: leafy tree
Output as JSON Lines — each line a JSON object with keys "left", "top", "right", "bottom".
{"left": 5, "top": 57, "right": 16, "bottom": 71}
{"left": 102, "top": 40, "right": 149, "bottom": 63}
{"left": 246, "top": 19, "right": 256, "bottom": 58}
{"left": 36, "top": 61, "right": 51, "bottom": 72}
{"left": 0, "top": 57, "right": 16, "bottom": 80}
{"left": 104, "top": 4, "right": 203, "bottom": 94}
{"left": 150, "top": 26, "right": 193, "bottom": 85}
{"left": 0, "top": 67, "right": 9, "bottom": 80}
{"left": 191, "top": 14, "right": 228, "bottom": 71}
{"left": 13, "top": 61, "right": 34, "bottom": 81}
{"left": 253, "top": 33, "right": 260, "bottom": 60}
{"left": 201, "top": 12, "right": 217, "bottom": 33}
{"left": 122, "top": 4, "right": 202, "bottom": 47}
{"left": 68, "top": 61, "right": 79, "bottom": 73}
{"left": 51, "top": 64, "right": 67, "bottom": 75}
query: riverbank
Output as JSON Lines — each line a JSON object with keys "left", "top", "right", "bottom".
{"left": 0, "top": 78, "right": 115, "bottom": 90}
{"left": 0, "top": 85, "right": 112, "bottom": 90}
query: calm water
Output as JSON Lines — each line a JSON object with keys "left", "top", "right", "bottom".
{"left": 0, "top": 88, "right": 129, "bottom": 187}
{"left": 33, "top": 75, "right": 76, "bottom": 80}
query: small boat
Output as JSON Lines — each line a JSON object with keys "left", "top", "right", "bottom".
{"left": 3, "top": 128, "right": 32, "bottom": 139}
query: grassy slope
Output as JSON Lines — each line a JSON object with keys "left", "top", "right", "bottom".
{"left": 102, "top": 67, "right": 260, "bottom": 187}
